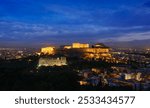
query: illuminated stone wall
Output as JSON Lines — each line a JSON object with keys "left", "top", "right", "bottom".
{"left": 41, "top": 47, "right": 55, "bottom": 55}
{"left": 125, "top": 73, "right": 142, "bottom": 81}
{"left": 38, "top": 57, "right": 67, "bottom": 67}
{"left": 83, "top": 48, "right": 109, "bottom": 53}
{"left": 82, "top": 48, "right": 111, "bottom": 59}
{"left": 72, "top": 43, "right": 89, "bottom": 48}
{"left": 64, "top": 45, "right": 72, "bottom": 49}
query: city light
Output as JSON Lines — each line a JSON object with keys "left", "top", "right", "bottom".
{"left": 41, "top": 47, "right": 55, "bottom": 55}
{"left": 0, "top": 42, "right": 150, "bottom": 91}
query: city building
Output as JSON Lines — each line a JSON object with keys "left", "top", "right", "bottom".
{"left": 125, "top": 73, "right": 133, "bottom": 80}
{"left": 125, "top": 72, "right": 142, "bottom": 81}
{"left": 38, "top": 57, "right": 67, "bottom": 67}
{"left": 0, "top": 48, "right": 36, "bottom": 60}
{"left": 136, "top": 72, "right": 142, "bottom": 81}
{"left": 41, "top": 47, "right": 55, "bottom": 55}
{"left": 92, "top": 43, "right": 109, "bottom": 48}
{"left": 62, "top": 43, "right": 111, "bottom": 60}
{"left": 82, "top": 43, "right": 111, "bottom": 59}
{"left": 72, "top": 43, "right": 89, "bottom": 48}
{"left": 64, "top": 45, "right": 72, "bottom": 49}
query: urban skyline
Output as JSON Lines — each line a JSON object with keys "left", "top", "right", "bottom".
{"left": 0, "top": 42, "right": 150, "bottom": 91}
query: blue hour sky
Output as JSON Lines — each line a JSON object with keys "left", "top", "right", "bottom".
{"left": 0, "top": 0, "right": 150, "bottom": 47}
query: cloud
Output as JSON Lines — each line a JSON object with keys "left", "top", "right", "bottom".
{"left": 101, "top": 31, "right": 150, "bottom": 42}
{"left": 1, "top": 20, "right": 150, "bottom": 41}
{"left": 0, "top": 0, "right": 150, "bottom": 47}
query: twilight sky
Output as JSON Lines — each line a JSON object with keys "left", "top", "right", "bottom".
{"left": 0, "top": 0, "right": 150, "bottom": 47}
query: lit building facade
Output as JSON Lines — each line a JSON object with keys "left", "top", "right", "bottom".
{"left": 72, "top": 43, "right": 89, "bottom": 48}
{"left": 82, "top": 48, "right": 111, "bottom": 60}
{"left": 38, "top": 57, "right": 67, "bottom": 67}
{"left": 41, "top": 47, "right": 55, "bottom": 55}
{"left": 125, "top": 72, "right": 142, "bottom": 81}
{"left": 64, "top": 45, "right": 72, "bottom": 49}
{"left": 63, "top": 43, "right": 111, "bottom": 60}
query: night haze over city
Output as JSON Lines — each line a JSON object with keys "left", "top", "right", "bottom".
{"left": 0, "top": 0, "right": 150, "bottom": 48}
{"left": 0, "top": 0, "right": 150, "bottom": 91}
